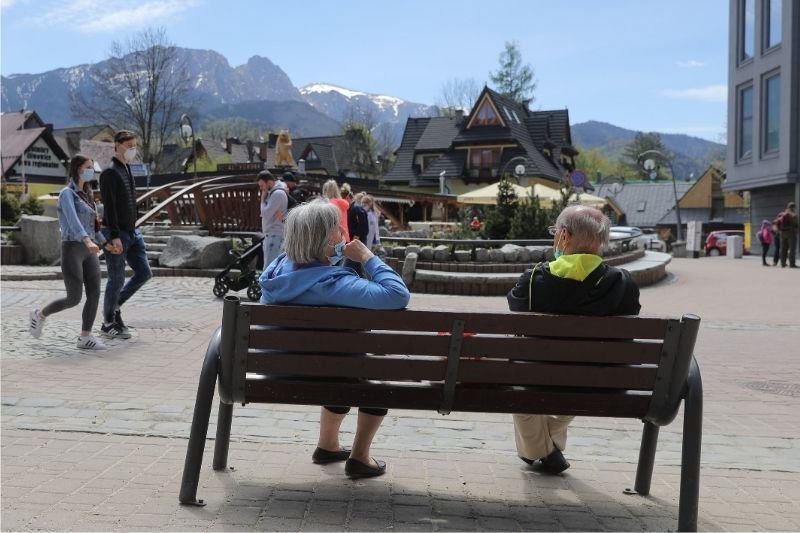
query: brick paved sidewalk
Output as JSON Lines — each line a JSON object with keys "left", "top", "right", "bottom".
{"left": 2, "top": 255, "right": 799, "bottom": 531}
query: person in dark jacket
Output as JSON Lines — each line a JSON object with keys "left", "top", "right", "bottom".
{"left": 507, "top": 205, "right": 641, "bottom": 474}
{"left": 341, "top": 184, "right": 369, "bottom": 276}
{"left": 99, "top": 130, "right": 152, "bottom": 339}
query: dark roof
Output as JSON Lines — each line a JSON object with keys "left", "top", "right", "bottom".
{"left": 52, "top": 124, "right": 114, "bottom": 142}
{"left": 658, "top": 207, "right": 748, "bottom": 225}
{"left": 385, "top": 87, "right": 571, "bottom": 188}
{"left": 154, "top": 143, "right": 193, "bottom": 174}
{"left": 594, "top": 181, "right": 695, "bottom": 228}
{"left": 383, "top": 117, "right": 431, "bottom": 183}
{"left": 415, "top": 116, "right": 460, "bottom": 151}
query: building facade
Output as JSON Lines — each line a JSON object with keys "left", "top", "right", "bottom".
{"left": 726, "top": 0, "right": 799, "bottom": 254}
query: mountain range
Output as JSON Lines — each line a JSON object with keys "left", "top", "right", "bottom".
{"left": 1, "top": 47, "right": 724, "bottom": 175}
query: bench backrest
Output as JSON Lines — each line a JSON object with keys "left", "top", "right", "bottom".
{"left": 217, "top": 297, "right": 700, "bottom": 426}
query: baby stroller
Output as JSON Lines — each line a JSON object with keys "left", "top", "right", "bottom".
{"left": 213, "top": 235, "right": 264, "bottom": 302}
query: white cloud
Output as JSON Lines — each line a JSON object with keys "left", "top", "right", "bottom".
{"left": 21, "top": 0, "right": 199, "bottom": 33}
{"left": 677, "top": 60, "right": 705, "bottom": 68}
{"left": 661, "top": 85, "right": 727, "bottom": 103}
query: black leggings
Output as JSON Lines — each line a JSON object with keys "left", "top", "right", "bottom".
{"left": 324, "top": 405, "right": 387, "bottom": 417}
{"left": 42, "top": 241, "right": 101, "bottom": 332}
{"left": 761, "top": 241, "right": 771, "bottom": 264}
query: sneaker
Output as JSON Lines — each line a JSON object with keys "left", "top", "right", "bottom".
{"left": 114, "top": 310, "right": 129, "bottom": 333}
{"left": 29, "top": 309, "right": 45, "bottom": 338}
{"left": 77, "top": 335, "right": 107, "bottom": 350}
{"left": 100, "top": 322, "right": 131, "bottom": 340}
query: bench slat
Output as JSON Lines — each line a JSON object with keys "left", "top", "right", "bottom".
{"left": 247, "top": 354, "right": 657, "bottom": 390}
{"left": 245, "top": 304, "right": 668, "bottom": 339}
{"left": 245, "top": 379, "right": 650, "bottom": 418}
{"left": 248, "top": 330, "right": 663, "bottom": 364}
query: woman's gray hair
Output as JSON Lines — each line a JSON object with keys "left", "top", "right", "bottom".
{"left": 283, "top": 199, "right": 341, "bottom": 264}
{"left": 321, "top": 179, "right": 341, "bottom": 200}
{"left": 555, "top": 205, "right": 611, "bottom": 253}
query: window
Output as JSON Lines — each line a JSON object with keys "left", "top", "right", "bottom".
{"left": 421, "top": 155, "right": 438, "bottom": 170}
{"left": 636, "top": 201, "right": 646, "bottom": 212}
{"left": 469, "top": 148, "right": 500, "bottom": 169}
{"left": 738, "top": 85, "right": 753, "bottom": 160}
{"left": 765, "top": 0, "right": 782, "bottom": 49}
{"left": 764, "top": 74, "right": 780, "bottom": 153}
{"left": 307, "top": 149, "right": 318, "bottom": 161}
{"left": 740, "top": 0, "right": 754, "bottom": 62}
{"left": 474, "top": 101, "right": 501, "bottom": 126}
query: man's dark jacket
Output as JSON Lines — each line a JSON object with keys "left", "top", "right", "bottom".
{"left": 100, "top": 157, "right": 138, "bottom": 239}
{"left": 507, "top": 260, "right": 641, "bottom": 316}
{"left": 347, "top": 203, "right": 369, "bottom": 243}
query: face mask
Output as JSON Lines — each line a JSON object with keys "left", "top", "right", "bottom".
{"left": 553, "top": 233, "right": 565, "bottom": 260}
{"left": 327, "top": 238, "right": 346, "bottom": 265}
{"left": 124, "top": 147, "right": 137, "bottom": 162}
{"left": 81, "top": 168, "right": 96, "bottom": 182}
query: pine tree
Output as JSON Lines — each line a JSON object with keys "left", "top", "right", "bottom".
{"left": 482, "top": 178, "right": 518, "bottom": 239}
{"left": 489, "top": 41, "right": 537, "bottom": 105}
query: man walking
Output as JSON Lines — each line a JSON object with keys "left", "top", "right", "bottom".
{"left": 257, "top": 171, "right": 289, "bottom": 268}
{"left": 776, "top": 202, "right": 798, "bottom": 268}
{"left": 99, "top": 130, "right": 152, "bottom": 339}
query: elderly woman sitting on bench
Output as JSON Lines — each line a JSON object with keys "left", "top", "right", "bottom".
{"left": 259, "top": 199, "right": 410, "bottom": 479}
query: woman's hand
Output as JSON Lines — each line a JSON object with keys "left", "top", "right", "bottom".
{"left": 84, "top": 239, "right": 100, "bottom": 255}
{"left": 343, "top": 238, "right": 374, "bottom": 264}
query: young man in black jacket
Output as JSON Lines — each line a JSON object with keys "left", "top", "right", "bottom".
{"left": 507, "top": 205, "right": 641, "bottom": 473}
{"left": 99, "top": 130, "right": 152, "bottom": 339}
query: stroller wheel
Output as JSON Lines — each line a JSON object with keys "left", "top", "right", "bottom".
{"left": 247, "top": 281, "right": 261, "bottom": 302}
{"left": 213, "top": 279, "right": 229, "bottom": 298}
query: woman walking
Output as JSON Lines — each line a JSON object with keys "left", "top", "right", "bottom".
{"left": 29, "top": 155, "right": 114, "bottom": 350}
{"left": 758, "top": 219, "right": 773, "bottom": 266}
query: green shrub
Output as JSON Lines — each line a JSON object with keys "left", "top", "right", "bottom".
{"left": 19, "top": 195, "right": 44, "bottom": 217}
{"left": 1, "top": 188, "right": 21, "bottom": 226}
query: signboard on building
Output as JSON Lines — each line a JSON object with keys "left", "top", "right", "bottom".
{"left": 8, "top": 138, "right": 67, "bottom": 178}
{"left": 128, "top": 163, "right": 150, "bottom": 177}
{"left": 217, "top": 162, "right": 264, "bottom": 172}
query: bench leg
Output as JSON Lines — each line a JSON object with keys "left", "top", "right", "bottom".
{"left": 179, "top": 328, "right": 222, "bottom": 506}
{"left": 625, "top": 421, "right": 660, "bottom": 496}
{"left": 213, "top": 402, "right": 233, "bottom": 470}
{"left": 678, "top": 358, "right": 703, "bottom": 532}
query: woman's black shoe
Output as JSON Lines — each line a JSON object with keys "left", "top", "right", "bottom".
{"left": 345, "top": 457, "right": 386, "bottom": 478}
{"left": 312, "top": 447, "right": 351, "bottom": 464}
{"left": 537, "top": 449, "right": 570, "bottom": 474}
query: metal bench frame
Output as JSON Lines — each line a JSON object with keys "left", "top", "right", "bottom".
{"left": 180, "top": 297, "right": 702, "bottom": 531}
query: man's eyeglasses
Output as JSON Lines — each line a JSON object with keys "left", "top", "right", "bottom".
{"left": 547, "top": 225, "right": 559, "bottom": 236}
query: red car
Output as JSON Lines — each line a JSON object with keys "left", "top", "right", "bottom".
{"left": 705, "top": 230, "right": 748, "bottom": 256}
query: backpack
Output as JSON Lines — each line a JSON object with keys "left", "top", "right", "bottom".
{"left": 285, "top": 191, "right": 298, "bottom": 211}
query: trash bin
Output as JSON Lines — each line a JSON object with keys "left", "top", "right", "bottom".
{"left": 726, "top": 235, "right": 743, "bottom": 259}
{"left": 671, "top": 240, "right": 686, "bottom": 258}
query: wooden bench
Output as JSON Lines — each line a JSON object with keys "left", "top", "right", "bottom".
{"left": 180, "top": 297, "right": 703, "bottom": 531}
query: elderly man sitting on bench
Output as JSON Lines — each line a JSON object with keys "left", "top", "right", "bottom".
{"left": 507, "top": 205, "right": 642, "bottom": 473}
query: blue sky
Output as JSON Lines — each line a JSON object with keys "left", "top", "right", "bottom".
{"left": 1, "top": 0, "right": 728, "bottom": 142}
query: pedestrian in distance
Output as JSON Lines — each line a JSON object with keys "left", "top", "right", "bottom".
{"left": 321, "top": 179, "right": 350, "bottom": 242}
{"left": 342, "top": 185, "right": 369, "bottom": 277}
{"left": 758, "top": 219, "right": 774, "bottom": 266}
{"left": 507, "top": 205, "right": 641, "bottom": 474}
{"left": 256, "top": 170, "right": 289, "bottom": 268}
{"left": 99, "top": 130, "right": 152, "bottom": 339}
{"left": 258, "top": 199, "right": 410, "bottom": 478}
{"left": 360, "top": 194, "right": 382, "bottom": 253}
{"left": 775, "top": 202, "right": 798, "bottom": 268}
{"left": 29, "top": 155, "right": 118, "bottom": 350}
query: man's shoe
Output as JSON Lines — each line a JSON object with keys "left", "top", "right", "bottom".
{"left": 790, "top": 265, "right": 799, "bottom": 269}
{"left": 312, "top": 447, "right": 351, "bottom": 464}
{"left": 537, "top": 449, "right": 570, "bottom": 474}
{"left": 77, "top": 335, "right": 107, "bottom": 350}
{"left": 519, "top": 456, "right": 535, "bottom": 465}
{"left": 345, "top": 458, "right": 386, "bottom": 479}
{"left": 29, "top": 309, "right": 45, "bottom": 339}
{"left": 101, "top": 322, "right": 131, "bottom": 340}
{"left": 114, "top": 310, "right": 129, "bottom": 333}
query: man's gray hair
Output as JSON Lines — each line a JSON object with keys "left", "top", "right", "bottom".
{"left": 555, "top": 205, "right": 611, "bottom": 253}
{"left": 283, "top": 199, "right": 341, "bottom": 264}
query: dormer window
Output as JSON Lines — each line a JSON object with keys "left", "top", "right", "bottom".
{"left": 475, "top": 101, "right": 501, "bottom": 126}
{"left": 307, "top": 149, "right": 319, "bottom": 161}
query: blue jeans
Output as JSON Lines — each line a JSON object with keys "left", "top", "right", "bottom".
{"left": 263, "top": 234, "right": 284, "bottom": 269}
{"left": 103, "top": 229, "right": 152, "bottom": 324}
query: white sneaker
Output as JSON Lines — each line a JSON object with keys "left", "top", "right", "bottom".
{"left": 29, "top": 309, "right": 45, "bottom": 338}
{"left": 77, "top": 335, "right": 107, "bottom": 350}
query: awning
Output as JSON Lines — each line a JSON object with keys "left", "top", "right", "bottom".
{"left": 372, "top": 196, "right": 415, "bottom": 205}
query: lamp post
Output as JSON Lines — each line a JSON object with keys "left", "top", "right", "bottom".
{"left": 180, "top": 114, "right": 197, "bottom": 179}
{"left": 500, "top": 156, "right": 528, "bottom": 184}
{"left": 638, "top": 149, "right": 683, "bottom": 242}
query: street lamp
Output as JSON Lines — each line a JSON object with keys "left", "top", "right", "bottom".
{"left": 180, "top": 114, "right": 197, "bottom": 179}
{"left": 638, "top": 149, "right": 683, "bottom": 242}
{"left": 500, "top": 156, "right": 528, "bottom": 184}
